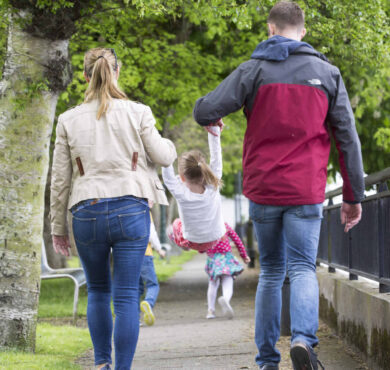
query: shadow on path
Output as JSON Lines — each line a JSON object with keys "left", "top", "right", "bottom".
{"left": 133, "top": 253, "right": 259, "bottom": 370}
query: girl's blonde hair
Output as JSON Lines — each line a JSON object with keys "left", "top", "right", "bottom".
{"left": 84, "top": 47, "right": 127, "bottom": 119}
{"left": 178, "top": 150, "right": 222, "bottom": 189}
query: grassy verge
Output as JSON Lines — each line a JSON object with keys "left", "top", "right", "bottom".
{"left": 0, "top": 323, "right": 91, "bottom": 370}
{"left": 39, "top": 249, "right": 197, "bottom": 318}
{"left": 38, "top": 279, "right": 88, "bottom": 318}
{"left": 154, "top": 250, "right": 197, "bottom": 282}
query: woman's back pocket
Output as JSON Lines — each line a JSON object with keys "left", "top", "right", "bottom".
{"left": 72, "top": 216, "right": 97, "bottom": 245}
{"left": 118, "top": 210, "right": 148, "bottom": 241}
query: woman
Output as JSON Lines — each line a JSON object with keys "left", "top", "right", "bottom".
{"left": 50, "top": 47, "right": 176, "bottom": 370}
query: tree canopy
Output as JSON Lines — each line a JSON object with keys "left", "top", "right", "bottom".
{"left": 2, "top": 0, "right": 389, "bottom": 194}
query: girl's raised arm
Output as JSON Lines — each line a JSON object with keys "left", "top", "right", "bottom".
{"left": 208, "top": 126, "right": 222, "bottom": 180}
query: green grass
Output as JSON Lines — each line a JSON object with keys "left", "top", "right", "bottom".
{"left": 66, "top": 257, "right": 82, "bottom": 269}
{"left": 38, "top": 279, "right": 88, "bottom": 318}
{"left": 39, "top": 250, "right": 197, "bottom": 318}
{"left": 0, "top": 323, "right": 91, "bottom": 370}
{"left": 2, "top": 249, "right": 196, "bottom": 369}
{"left": 154, "top": 250, "right": 197, "bottom": 282}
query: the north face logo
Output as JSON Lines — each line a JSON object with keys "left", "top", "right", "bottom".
{"left": 308, "top": 79, "right": 322, "bottom": 85}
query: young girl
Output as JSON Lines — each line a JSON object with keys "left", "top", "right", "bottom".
{"left": 162, "top": 125, "right": 225, "bottom": 252}
{"left": 205, "top": 222, "right": 250, "bottom": 319}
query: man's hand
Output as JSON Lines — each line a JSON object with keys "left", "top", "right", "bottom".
{"left": 158, "top": 249, "right": 166, "bottom": 258}
{"left": 340, "top": 202, "right": 362, "bottom": 233}
{"left": 204, "top": 119, "right": 224, "bottom": 136}
{"left": 52, "top": 235, "right": 71, "bottom": 257}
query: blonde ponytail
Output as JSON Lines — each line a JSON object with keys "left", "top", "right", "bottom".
{"left": 84, "top": 48, "right": 127, "bottom": 120}
{"left": 178, "top": 150, "right": 223, "bottom": 189}
{"left": 199, "top": 161, "right": 222, "bottom": 189}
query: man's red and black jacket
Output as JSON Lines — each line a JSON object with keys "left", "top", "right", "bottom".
{"left": 193, "top": 36, "right": 364, "bottom": 206}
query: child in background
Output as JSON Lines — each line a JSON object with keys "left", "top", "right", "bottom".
{"left": 139, "top": 212, "right": 165, "bottom": 326}
{"left": 162, "top": 124, "right": 225, "bottom": 253}
{"left": 206, "top": 223, "right": 250, "bottom": 319}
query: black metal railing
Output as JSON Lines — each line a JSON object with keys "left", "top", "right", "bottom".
{"left": 317, "top": 167, "right": 390, "bottom": 293}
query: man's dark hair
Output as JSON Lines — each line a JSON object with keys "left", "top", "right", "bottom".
{"left": 267, "top": 1, "right": 305, "bottom": 30}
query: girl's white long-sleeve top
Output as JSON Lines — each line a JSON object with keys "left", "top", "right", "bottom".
{"left": 162, "top": 131, "right": 226, "bottom": 243}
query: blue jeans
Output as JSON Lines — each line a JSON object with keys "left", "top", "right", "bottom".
{"left": 71, "top": 196, "right": 150, "bottom": 370}
{"left": 139, "top": 256, "right": 160, "bottom": 308}
{"left": 249, "top": 202, "right": 323, "bottom": 367}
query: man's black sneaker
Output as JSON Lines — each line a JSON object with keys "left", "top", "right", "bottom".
{"left": 260, "top": 364, "right": 279, "bottom": 370}
{"left": 290, "top": 342, "right": 324, "bottom": 370}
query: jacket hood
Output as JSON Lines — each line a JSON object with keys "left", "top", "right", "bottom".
{"left": 251, "top": 35, "right": 317, "bottom": 61}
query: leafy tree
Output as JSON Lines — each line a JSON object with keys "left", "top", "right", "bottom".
{"left": 55, "top": 1, "right": 267, "bottom": 194}
{"left": 57, "top": 0, "right": 390, "bottom": 194}
{"left": 300, "top": 0, "right": 390, "bottom": 177}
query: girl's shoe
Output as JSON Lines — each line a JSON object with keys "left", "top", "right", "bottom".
{"left": 218, "top": 296, "right": 234, "bottom": 319}
{"left": 206, "top": 309, "right": 216, "bottom": 319}
{"left": 140, "top": 300, "right": 155, "bottom": 326}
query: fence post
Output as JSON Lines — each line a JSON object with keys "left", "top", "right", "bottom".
{"left": 349, "top": 273, "right": 358, "bottom": 280}
{"left": 378, "top": 181, "right": 390, "bottom": 293}
{"left": 348, "top": 228, "right": 358, "bottom": 280}
{"left": 326, "top": 198, "right": 336, "bottom": 273}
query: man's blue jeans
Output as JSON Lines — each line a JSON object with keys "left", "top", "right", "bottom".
{"left": 139, "top": 256, "right": 160, "bottom": 308}
{"left": 249, "top": 201, "right": 323, "bottom": 367}
{"left": 71, "top": 196, "right": 150, "bottom": 370}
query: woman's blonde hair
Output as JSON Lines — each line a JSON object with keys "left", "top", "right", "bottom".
{"left": 84, "top": 47, "right": 127, "bottom": 119}
{"left": 178, "top": 150, "right": 222, "bottom": 189}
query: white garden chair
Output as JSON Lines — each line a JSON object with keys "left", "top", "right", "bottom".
{"left": 40, "top": 242, "right": 86, "bottom": 323}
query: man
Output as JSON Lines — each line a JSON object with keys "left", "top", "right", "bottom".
{"left": 193, "top": 2, "right": 364, "bottom": 369}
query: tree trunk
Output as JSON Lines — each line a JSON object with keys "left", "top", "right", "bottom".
{"left": 0, "top": 13, "right": 70, "bottom": 351}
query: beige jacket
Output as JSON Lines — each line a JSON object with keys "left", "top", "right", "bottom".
{"left": 50, "top": 99, "right": 177, "bottom": 235}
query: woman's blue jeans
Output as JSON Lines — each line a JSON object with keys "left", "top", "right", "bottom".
{"left": 71, "top": 196, "right": 150, "bottom": 370}
{"left": 139, "top": 256, "right": 160, "bottom": 308}
{"left": 249, "top": 202, "right": 323, "bottom": 367}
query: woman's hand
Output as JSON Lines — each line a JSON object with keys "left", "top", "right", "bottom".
{"left": 52, "top": 235, "right": 71, "bottom": 257}
{"left": 243, "top": 256, "right": 251, "bottom": 264}
{"left": 204, "top": 119, "right": 224, "bottom": 136}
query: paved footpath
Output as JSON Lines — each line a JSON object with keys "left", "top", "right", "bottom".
{"left": 132, "top": 254, "right": 369, "bottom": 370}
{"left": 77, "top": 253, "right": 369, "bottom": 369}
